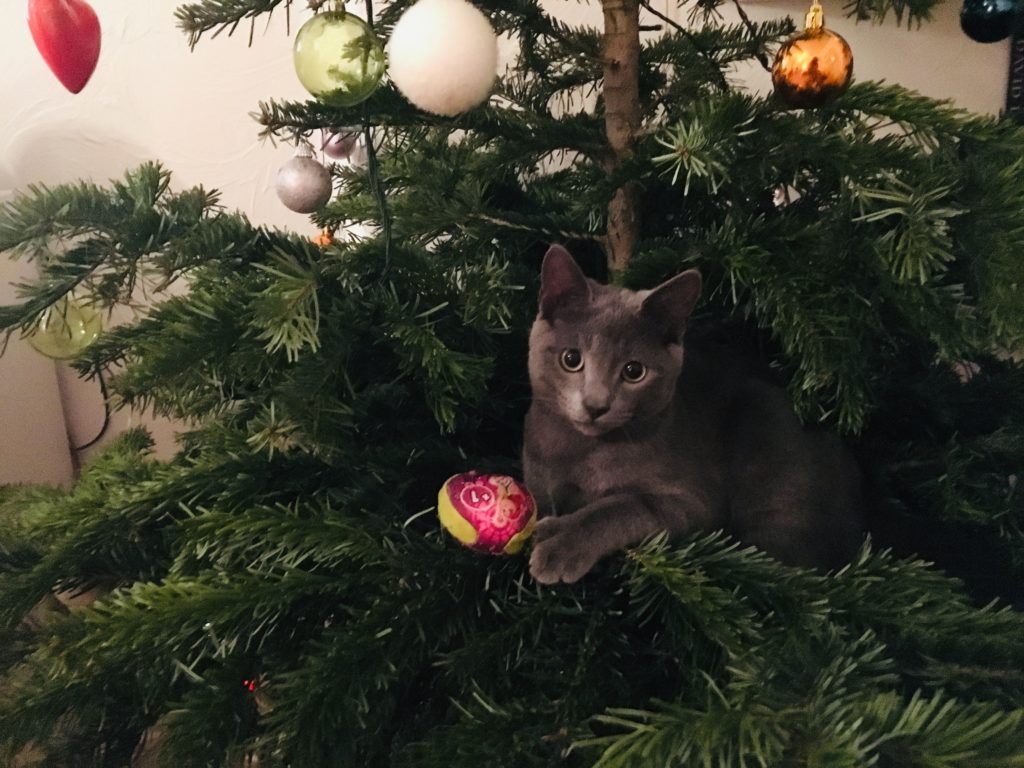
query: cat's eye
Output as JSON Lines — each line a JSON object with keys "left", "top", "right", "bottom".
{"left": 622, "top": 361, "right": 647, "bottom": 382}
{"left": 560, "top": 348, "right": 584, "bottom": 372}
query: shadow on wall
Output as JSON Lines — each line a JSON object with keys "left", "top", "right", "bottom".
{"left": 4, "top": 120, "right": 150, "bottom": 189}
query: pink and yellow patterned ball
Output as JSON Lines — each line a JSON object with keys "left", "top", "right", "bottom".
{"left": 437, "top": 473, "right": 537, "bottom": 554}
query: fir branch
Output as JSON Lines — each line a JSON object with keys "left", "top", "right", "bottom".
{"left": 842, "top": 0, "right": 940, "bottom": 26}
{"left": 0, "top": 163, "right": 231, "bottom": 338}
{"left": 175, "top": 0, "right": 293, "bottom": 48}
{"left": 729, "top": 0, "right": 771, "bottom": 70}
{"left": 639, "top": 1, "right": 731, "bottom": 90}
{"left": 4, "top": 3, "right": 1024, "bottom": 764}
{"left": 254, "top": 90, "right": 609, "bottom": 158}
{"left": 252, "top": 247, "right": 323, "bottom": 362}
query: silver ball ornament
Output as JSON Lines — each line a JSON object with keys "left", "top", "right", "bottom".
{"left": 323, "top": 131, "right": 368, "bottom": 167}
{"left": 276, "top": 146, "right": 333, "bottom": 213}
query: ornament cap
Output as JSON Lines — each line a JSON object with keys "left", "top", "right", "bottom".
{"left": 805, "top": 0, "right": 825, "bottom": 29}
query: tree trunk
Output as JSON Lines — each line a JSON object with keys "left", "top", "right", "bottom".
{"left": 601, "top": 0, "right": 642, "bottom": 276}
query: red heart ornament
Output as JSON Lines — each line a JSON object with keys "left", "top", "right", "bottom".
{"left": 28, "top": 0, "right": 102, "bottom": 94}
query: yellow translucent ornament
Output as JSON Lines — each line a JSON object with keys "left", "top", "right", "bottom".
{"left": 293, "top": 11, "right": 386, "bottom": 107}
{"left": 772, "top": 0, "right": 853, "bottom": 109}
{"left": 28, "top": 297, "right": 103, "bottom": 360}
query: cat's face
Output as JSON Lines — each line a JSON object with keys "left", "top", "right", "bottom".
{"left": 529, "top": 246, "right": 701, "bottom": 437}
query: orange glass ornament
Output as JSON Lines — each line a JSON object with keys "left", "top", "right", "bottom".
{"left": 312, "top": 228, "right": 336, "bottom": 248}
{"left": 772, "top": 1, "right": 853, "bottom": 109}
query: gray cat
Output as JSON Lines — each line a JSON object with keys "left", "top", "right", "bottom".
{"left": 523, "top": 245, "right": 863, "bottom": 584}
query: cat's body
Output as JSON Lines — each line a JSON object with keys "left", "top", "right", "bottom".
{"left": 524, "top": 246, "right": 862, "bottom": 584}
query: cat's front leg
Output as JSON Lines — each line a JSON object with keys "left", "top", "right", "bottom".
{"left": 529, "top": 493, "right": 703, "bottom": 585}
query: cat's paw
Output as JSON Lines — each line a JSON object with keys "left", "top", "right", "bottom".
{"left": 529, "top": 517, "right": 596, "bottom": 585}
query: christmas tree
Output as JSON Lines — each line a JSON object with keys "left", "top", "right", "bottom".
{"left": 2, "top": 0, "right": 1024, "bottom": 764}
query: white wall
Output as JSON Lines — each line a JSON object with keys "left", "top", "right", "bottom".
{"left": 0, "top": 237, "right": 75, "bottom": 486}
{"left": 1, "top": 2, "right": 308, "bottom": 482}
{"left": 0, "top": 0, "right": 1011, "bottom": 484}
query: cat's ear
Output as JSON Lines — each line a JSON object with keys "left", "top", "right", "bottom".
{"left": 640, "top": 269, "right": 702, "bottom": 342}
{"left": 539, "top": 245, "right": 591, "bottom": 319}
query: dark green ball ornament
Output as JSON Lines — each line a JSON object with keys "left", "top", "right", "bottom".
{"left": 960, "top": 0, "right": 1019, "bottom": 43}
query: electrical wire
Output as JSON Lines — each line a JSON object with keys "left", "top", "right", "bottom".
{"left": 73, "top": 368, "right": 112, "bottom": 452}
{"left": 362, "top": 0, "right": 394, "bottom": 274}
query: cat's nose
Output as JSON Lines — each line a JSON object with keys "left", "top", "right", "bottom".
{"left": 584, "top": 403, "right": 611, "bottom": 420}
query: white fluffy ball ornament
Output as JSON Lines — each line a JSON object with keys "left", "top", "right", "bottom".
{"left": 387, "top": 0, "right": 498, "bottom": 116}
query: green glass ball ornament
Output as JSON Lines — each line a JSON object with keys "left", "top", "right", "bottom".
{"left": 293, "top": 11, "right": 386, "bottom": 107}
{"left": 28, "top": 296, "right": 102, "bottom": 360}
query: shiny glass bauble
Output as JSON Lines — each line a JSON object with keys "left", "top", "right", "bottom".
{"left": 276, "top": 150, "right": 333, "bottom": 214}
{"left": 293, "top": 11, "right": 385, "bottom": 107}
{"left": 28, "top": 297, "right": 103, "bottom": 359}
{"left": 772, "top": 27, "right": 854, "bottom": 109}
{"left": 960, "top": 0, "right": 1019, "bottom": 43}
